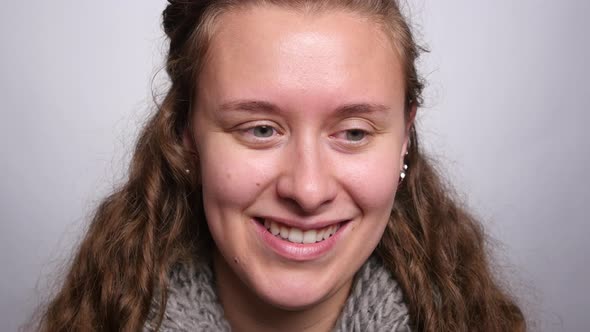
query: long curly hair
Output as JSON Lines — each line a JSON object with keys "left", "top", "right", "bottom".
{"left": 35, "top": 1, "right": 525, "bottom": 331}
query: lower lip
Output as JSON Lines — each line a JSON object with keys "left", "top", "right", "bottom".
{"left": 252, "top": 219, "right": 349, "bottom": 262}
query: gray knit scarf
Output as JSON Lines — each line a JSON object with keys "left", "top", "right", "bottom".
{"left": 145, "top": 256, "right": 411, "bottom": 331}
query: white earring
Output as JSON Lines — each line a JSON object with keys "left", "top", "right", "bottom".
{"left": 185, "top": 168, "right": 191, "bottom": 174}
{"left": 400, "top": 163, "right": 408, "bottom": 180}
{"left": 400, "top": 150, "right": 409, "bottom": 181}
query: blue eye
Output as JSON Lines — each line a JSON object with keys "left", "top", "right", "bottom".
{"left": 345, "top": 129, "right": 367, "bottom": 142}
{"left": 252, "top": 125, "right": 275, "bottom": 138}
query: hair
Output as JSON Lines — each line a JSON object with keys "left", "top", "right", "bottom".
{"left": 35, "top": 0, "right": 525, "bottom": 331}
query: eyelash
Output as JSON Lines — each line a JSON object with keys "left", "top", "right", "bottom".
{"left": 330, "top": 130, "right": 375, "bottom": 153}
{"left": 236, "top": 122, "right": 375, "bottom": 148}
{"left": 332, "top": 128, "right": 372, "bottom": 144}
{"left": 238, "top": 123, "right": 282, "bottom": 145}
{"left": 247, "top": 125, "right": 278, "bottom": 138}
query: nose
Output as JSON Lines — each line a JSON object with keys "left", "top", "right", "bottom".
{"left": 276, "top": 138, "right": 338, "bottom": 213}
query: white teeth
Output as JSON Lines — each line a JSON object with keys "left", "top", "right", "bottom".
{"left": 263, "top": 219, "right": 340, "bottom": 244}
{"left": 280, "top": 225, "right": 289, "bottom": 239}
{"left": 316, "top": 229, "right": 325, "bottom": 242}
{"left": 303, "top": 230, "right": 317, "bottom": 244}
{"left": 288, "top": 228, "right": 303, "bottom": 243}
{"left": 323, "top": 227, "right": 332, "bottom": 240}
{"left": 270, "top": 222, "right": 280, "bottom": 236}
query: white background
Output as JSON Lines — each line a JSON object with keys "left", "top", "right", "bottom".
{"left": 1, "top": 1, "right": 588, "bottom": 331}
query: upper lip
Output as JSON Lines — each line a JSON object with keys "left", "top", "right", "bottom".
{"left": 256, "top": 216, "right": 348, "bottom": 231}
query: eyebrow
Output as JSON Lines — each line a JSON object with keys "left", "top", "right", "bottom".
{"left": 218, "top": 100, "right": 280, "bottom": 114}
{"left": 334, "top": 103, "right": 390, "bottom": 116}
{"left": 217, "top": 100, "right": 390, "bottom": 116}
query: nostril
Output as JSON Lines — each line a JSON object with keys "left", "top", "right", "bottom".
{"left": 275, "top": 154, "right": 338, "bottom": 214}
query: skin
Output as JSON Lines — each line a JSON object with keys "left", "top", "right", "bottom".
{"left": 189, "top": 6, "right": 413, "bottom": 332}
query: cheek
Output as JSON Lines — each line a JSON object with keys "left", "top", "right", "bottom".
{"left": 339, "top": 148, "right": 400, "bottom": 215}
{"left": 198, "top": 139, "right": 278, "bottom": 209}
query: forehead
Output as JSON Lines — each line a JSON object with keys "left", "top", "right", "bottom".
{"left": 199, "top": 6, "right": 405, "bottom": 111}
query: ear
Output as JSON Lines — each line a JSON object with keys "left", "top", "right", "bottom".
{"left": 401, "top": 103, "right": 417, "bottom": 157}
{"left": 182, "top": 124, "right": 201, "bottom": 184}
{"left": 183, "top": 127, "right": 195, "bottom": 151}
{"left": 183, "top": 122, "right": 199, "bottom": 161}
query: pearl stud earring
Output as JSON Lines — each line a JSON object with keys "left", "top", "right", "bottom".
{"left": 400, "top": 163, "right": 408, "bottom": 180}
{"left": 400, "top": 151, "right": 409, "bottom": 182}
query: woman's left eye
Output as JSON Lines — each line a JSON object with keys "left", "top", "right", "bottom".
{"left": 332, "top": 128, "right": 371, "bottom": 144}
{"left": 344, "top": 129, "right": 367, "bottom": 142}
{"left": 250, "top": 125, "right": 276, "bottom": 138}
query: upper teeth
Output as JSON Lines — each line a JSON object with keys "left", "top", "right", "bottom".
{"left": 263, "top": 219, "right": 340, "bottom": 244}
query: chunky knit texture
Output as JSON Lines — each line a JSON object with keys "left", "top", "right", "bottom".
{"left": 145, "top": 256, "right": 410, "bottom": 331}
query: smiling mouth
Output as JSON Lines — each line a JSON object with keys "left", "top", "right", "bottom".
{"left": 254, "top": 218, "right": 342, "bottom": 244}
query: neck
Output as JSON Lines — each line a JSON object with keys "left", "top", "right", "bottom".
{"left": 213, "top": 252, "right": 351, "bottom": 332}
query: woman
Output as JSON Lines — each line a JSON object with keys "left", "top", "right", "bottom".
{"left": 37, "top": 0, "right": 525, "bottom": 331}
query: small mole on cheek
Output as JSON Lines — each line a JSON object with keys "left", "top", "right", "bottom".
{"left": 256, "top": 182, "right": 261, "bottom": 187}
{"left": 233, "top": 257, "right": 240, "bottom": 264}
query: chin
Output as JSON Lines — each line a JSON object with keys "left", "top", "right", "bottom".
{"left": 243, "top": 261, "right": 350, "bottom": 311}
{"left": 258, "top": 283, "right": 328, "bottom": 310}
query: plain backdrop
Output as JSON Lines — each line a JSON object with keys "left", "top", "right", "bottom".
{"left": 1, "top": 1, "right": 588, "bottom": 331}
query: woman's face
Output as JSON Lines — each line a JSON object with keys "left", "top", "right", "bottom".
{"left": 191, "top": 6, "right": 410, "bottom": 310}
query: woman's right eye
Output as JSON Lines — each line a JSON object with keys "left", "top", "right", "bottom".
{"left": 343, "top": 129, "right": 367, "bottom": 142}
{"left": 250, "top": 125, "right": 276, "bottom": 138}
{"left": 235, "top": 123, "right": 283, "bottom": 147}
